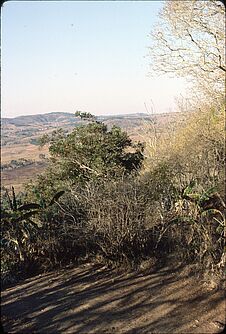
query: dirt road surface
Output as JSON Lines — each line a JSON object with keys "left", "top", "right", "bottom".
{"left": 1, "top": 262, "right": 225, "bottom": 333}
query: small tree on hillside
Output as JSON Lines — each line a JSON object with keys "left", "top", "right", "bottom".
{"left": 75, "top": 110, "right": 96, "bottom": 121}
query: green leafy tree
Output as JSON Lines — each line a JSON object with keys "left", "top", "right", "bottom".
{"left": 32, "top": 119, "right": 144, "bottom": 198}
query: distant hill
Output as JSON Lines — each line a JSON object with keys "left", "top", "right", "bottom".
{"left": 1, "top": 111, "right": 187, "bottom": 147}
{"left": 2, "top": 112, "right": 152, "bottom": 126}
{"left": 2, "top": 112, "right": 79, "bottom": 126}
{"left": 2, "top": 111, "right": 186, "bottom": 125}
{"left": 1, "top": 111, "right": 188, "bottom": 190}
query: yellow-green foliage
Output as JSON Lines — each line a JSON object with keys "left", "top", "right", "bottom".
{"left": 141, "top": 103, "right": 225, "bottom": 271}
{"left": 144, "top": 105, "right": 224, "bottom": 193}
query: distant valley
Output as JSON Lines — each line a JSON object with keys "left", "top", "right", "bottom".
{"left": 1, "top": 111, "right": 187, "bottom": 190}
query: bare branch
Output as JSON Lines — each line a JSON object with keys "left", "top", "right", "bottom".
{"left": 70, "top": 158, "right": 101, "bottom": 176}
{"left": 148, "top": 0, "right": 225, "bottom": 107}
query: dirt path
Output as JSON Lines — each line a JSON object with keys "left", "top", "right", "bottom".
{"left": 1, "top": 262, "right": 225, "bottom": 333}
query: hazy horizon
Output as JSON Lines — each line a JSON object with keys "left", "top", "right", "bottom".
{"left": 3, "top": 108, "right": 185, "bottom": 120}
{"left": 2, "top": 1, "right": 186, "bottom": 118}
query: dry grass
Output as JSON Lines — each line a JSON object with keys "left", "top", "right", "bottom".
{"left": 1, "top": 144, "right": 49, "bottom": 164}
{"left": 1, "top": 164, "right": 47, "bottom": 192}
{"left": 1, "top": 143, "right": 49, "bottom": 191}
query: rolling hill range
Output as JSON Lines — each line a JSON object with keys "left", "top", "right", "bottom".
{"left": 2, "top": 111, "right": 187, "bottom": 147}
{"left": 1, "top": 111, "right": 188, "bottom": 190}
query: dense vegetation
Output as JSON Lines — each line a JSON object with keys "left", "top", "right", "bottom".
{"left": 1, "top": 105, "right": 225, "bottom": 287}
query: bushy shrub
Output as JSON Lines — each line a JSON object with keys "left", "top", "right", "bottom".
{"left": 142, "top": 105, "right": 225, "bottom": 273}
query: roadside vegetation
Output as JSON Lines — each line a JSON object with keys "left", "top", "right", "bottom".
{"left": 1, "top": 0, "right": 225, "bottom": 288}
{"left": 1, "top": 106, "right": 225, "bottom": 286}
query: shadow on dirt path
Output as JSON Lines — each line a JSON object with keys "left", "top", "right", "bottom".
{"left": 1, "top": 262, "right": 225, "bottom": 333}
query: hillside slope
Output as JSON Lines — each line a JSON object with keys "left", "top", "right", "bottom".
{"left": 2, "top": 111, "right": 187, "bottom": 147}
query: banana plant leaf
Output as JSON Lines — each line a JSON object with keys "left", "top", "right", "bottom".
{"left": 49, "top": 190, "right": 65, "bottom": 206}
{"left": 17, "top": 203, "right": 42, "bottom": 211}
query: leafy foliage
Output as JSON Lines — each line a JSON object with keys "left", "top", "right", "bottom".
{"left": 1, "top": 187, "right": 65, "bottom": 269}
{"left": 32, "top": 120, "right": 144, "bottom": 200}
{"left": 49, "top": 122, "right": 143, "bottom": 179}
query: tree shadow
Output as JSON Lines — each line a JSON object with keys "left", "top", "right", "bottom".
{"left": 1, "top": 262, "right": 225, "bottom": 334}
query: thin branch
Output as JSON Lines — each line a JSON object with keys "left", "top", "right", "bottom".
{"left": 219, "top": 55, "right": 226, "bottom": 72}
{"left": 186, "top": 29, "right": 203, "bottom": 51}
{"left": 69, "top": 158, "right": 101, "bottom": 176}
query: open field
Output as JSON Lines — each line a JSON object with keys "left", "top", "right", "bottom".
{"left": 1, "top": 144, "right": 49, "bottom": 191}
{"left": 1, "top": 144, "right": 49, "bottom": 164}
{"left": 1, "top": 164, "right": 47, "bottom": 192}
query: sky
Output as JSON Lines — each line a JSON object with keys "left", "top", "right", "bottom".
{"left": 1, "top": 0, "right": 186, "bottom": 118}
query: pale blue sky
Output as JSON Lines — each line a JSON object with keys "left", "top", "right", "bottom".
{"left": 1, "top": 0, "right": 185, "bottom": 118}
